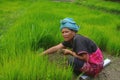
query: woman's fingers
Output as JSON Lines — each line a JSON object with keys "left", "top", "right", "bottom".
{"left": 62, "top": 49, "right": 69, "bottom": 55}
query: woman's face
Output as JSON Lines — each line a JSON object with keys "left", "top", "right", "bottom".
{"left": 61, "top": 28, "right": 75, "bottom": 41}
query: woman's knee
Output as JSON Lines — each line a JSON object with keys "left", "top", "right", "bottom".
{"left": 68, "top": 56, "right": 74, "bottom": 66}
{"left": 68, "top": 56, "right": 84, "bottom": 69}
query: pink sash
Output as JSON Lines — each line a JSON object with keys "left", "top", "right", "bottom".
{"left": 80, "top": 48, "right": 104, "bottom": 77}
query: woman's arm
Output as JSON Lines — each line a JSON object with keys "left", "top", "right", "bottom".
{"left": 63, "top": 49, "right": 88, "bottom": 62}
{"left": 41, "top": 43, "right": 65, "bottom": 55}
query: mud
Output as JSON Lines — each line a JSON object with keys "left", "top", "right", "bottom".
{"left": 93, "top": 53, "right": 120, "bottom": 80}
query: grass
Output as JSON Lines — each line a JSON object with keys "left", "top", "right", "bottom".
{"left": 0, "top": 1, "right": 32, "bottom": 35}
{"left": 0, "top": 51, "right": 72, "bottom": 80}
{"left": 75, "top": 0, "right": 120, "bottom": 14}
{"left": 0, "top": 0, "right": 120, "bottom": 79}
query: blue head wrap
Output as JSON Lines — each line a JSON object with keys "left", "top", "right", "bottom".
{"left": 60, "top": 17, "right": 80, "bottom": 32}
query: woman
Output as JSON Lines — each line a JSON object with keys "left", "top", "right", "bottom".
{"left": 42, "top": 17, "right": 104, "bottom": 77}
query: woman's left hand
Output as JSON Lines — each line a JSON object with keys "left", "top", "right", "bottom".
{"left": 62, "top": 49, "right": 73, "bottom": 55}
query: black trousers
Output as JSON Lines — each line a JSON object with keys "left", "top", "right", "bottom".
{"left": 68, "top": 56, "right": 85, "bottom": 75}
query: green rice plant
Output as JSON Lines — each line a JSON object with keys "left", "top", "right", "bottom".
{"left": 0, "top": 51, "right": 72, "bottom": 80}
{"left": 0, "top": 1, "right": 32, "bottom": 35}
{"left": 0, "top": 0, "right": 120, "bottom": 57}
{"left": 75, "top": 0, "right": 120, "bottom": 13}
{"left": 106, "top": 33, "right": 120, "bottom": 56}
{"left": 0, "top": 0, "right": 50, "bottom": 2}
{"left": 0, "top": 0, "right": 119, "bottom": 57}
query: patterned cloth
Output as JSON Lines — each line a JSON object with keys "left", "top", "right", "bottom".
{"left": 60, "top": 17, "right": 79, "bottom": 32}
{"left": 80, "top": 48, "right": 104, "bottom": 77}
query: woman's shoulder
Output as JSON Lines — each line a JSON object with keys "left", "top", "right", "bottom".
{"left": 74, "top": 34, "right": 96, "bottom": 44}
{"left": 74, "top": 34, "right": 89, "bottom": 41}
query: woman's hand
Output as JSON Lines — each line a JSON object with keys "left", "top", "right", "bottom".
{"left": 62, "top": 49, "right": 88, "bottom": 62}
{"left": 62, "top": 49, "right": 73, "bottom": 55}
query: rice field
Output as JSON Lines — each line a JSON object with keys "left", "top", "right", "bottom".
{"left": 0, "top": 0, "right": 120, "bottom": 80}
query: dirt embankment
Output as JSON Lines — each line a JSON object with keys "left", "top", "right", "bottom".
{"left": 93, "top": 53, "right": 120, "bottom": 80}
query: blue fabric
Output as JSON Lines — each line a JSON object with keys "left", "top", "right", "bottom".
{"left": 60, "top": 17, "right": 80, "bottom": 32}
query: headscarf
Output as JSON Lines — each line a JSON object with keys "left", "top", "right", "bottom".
{"left": 60, "top": 17, "right": 80, "bottom": 32}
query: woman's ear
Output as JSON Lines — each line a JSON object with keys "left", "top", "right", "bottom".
{"left": 72, "top": 31, "right": 76, "bottom": 36}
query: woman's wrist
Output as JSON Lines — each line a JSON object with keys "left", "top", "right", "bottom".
{"left": 71, "top": 51, "right": 77, "bottom": 57}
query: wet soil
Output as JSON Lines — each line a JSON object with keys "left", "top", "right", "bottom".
{"left": 93, "top": 53, "right": 120, "bottom": 80}
{"left": 48, "top": 51, "right": 120, "bottom": 80}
